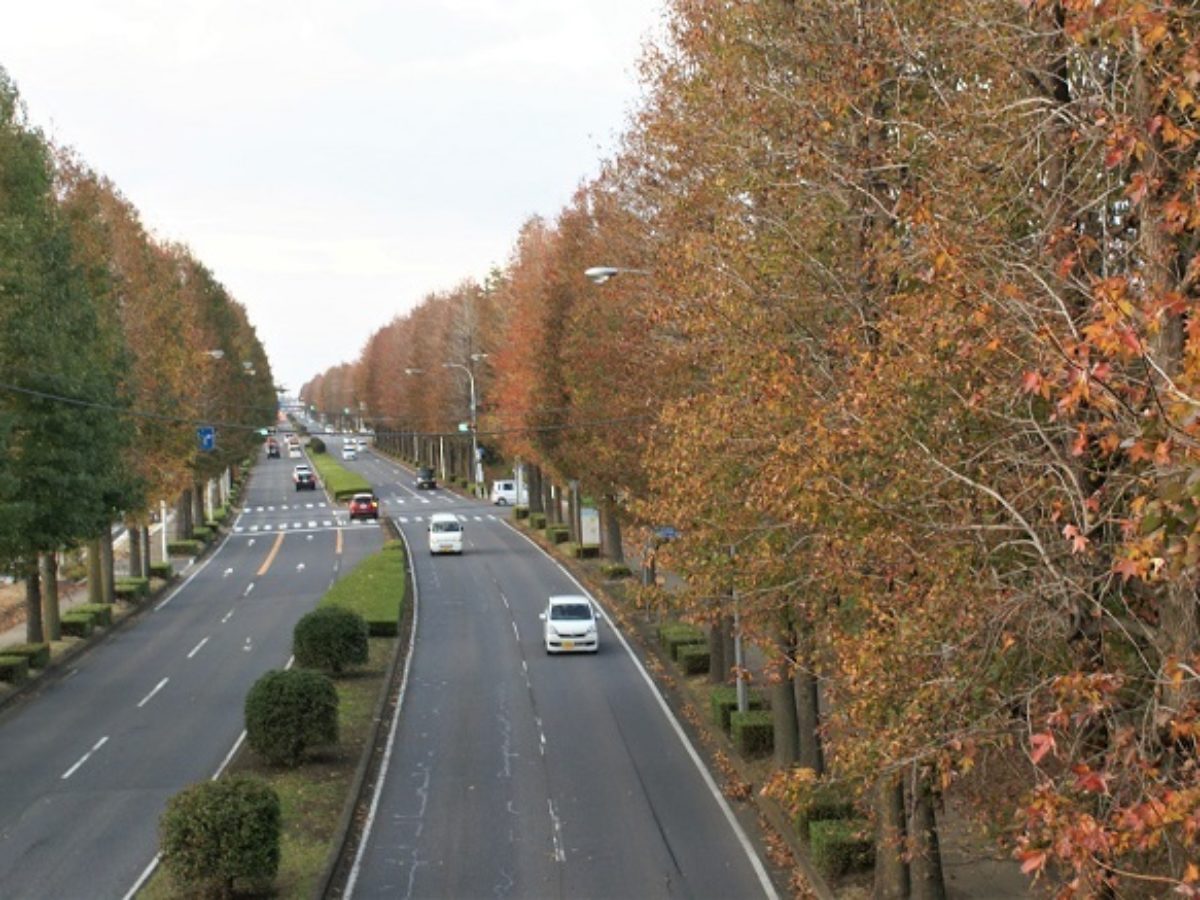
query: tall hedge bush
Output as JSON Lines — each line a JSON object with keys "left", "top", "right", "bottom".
{"left": 159, "top": 776, "right": 281, "bottom": 895}
{"left": 293, "top": 606, "right": 369, "bottom": 674}
{"left": 244, "top": 669, "right": 338, "bottom": 767}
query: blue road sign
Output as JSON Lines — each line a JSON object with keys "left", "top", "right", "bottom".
{"left": 197, "top": 426, "right": 216, "bottom": 452}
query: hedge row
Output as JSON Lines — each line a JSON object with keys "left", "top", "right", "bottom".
{"left": 115, "top": 577, "right": 150, "bottom": 601}
{"left": 0, "top": 655, "right": 30, "bottom": 683}
{"left": 4, "top": 642, "right": 50, "bottom": 669}
{"left": 307, "top": 453, "right": 371, "bottom": 500}
{"left": 167, "top": 539, "right": 205, "bottom": 557}
{"left": 657, "top": 622, "right": 706, "bottom": 660}
{"left": 319, "top": 540, "right": 406, "bottom": 636}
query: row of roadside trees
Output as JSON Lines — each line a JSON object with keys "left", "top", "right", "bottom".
{"left": 301, "top": 2, "right": 1200, "bottom": 895}
{"left": 0, "top": 69, "right": 276, "bottom": 645}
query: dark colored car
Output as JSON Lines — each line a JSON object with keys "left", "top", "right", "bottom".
{"left": 266, "top": 439, "right": 280, "bottom": 459}
{"left": 293, "top": 465, "right": 317, "bottom": 491}
{"left": 349, "top": 493, "right": 379, "bottom": 520}
{"left": 415, "top": 466, "right": 437, "bottom": 490}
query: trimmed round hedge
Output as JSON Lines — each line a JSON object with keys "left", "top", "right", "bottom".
{"left": 293, "top": 606, "right": 369, "bottom": 675}
{"left": 159, "top": 775, "right": 281, "bottom": 895}
{"left": 244, "top": 668, "right": 338, "bottom": 767}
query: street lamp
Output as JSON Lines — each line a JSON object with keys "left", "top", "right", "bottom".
{"left": 584, "top": 266, "right": 651, "bottom": 284}
{"left": 443, "top": 362, "right": 482, "bottom": 497}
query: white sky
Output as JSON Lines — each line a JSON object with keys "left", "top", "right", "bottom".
{"left": 0, "top": 1, "right": 665, "bottom": 394}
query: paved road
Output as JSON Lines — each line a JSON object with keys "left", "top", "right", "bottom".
{"left": 337, "top": 439, "right": 777, "bottom": 899}
{"left": 0, "top": 434, "right": 383, "bottom": 899}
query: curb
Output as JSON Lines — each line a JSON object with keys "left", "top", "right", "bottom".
{"left": 312, "top": 517, "right": 411, "bottom": 900}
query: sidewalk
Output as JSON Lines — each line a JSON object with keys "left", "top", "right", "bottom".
{"left": 0, "top": 517, "right": 176, "bottom": 651}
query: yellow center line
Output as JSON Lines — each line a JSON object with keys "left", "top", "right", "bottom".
{"left": 257, "top": 532, "right": 285, "bottom": 576}
{"left": 336, "top": 527, "right": 343, "bottom": 556}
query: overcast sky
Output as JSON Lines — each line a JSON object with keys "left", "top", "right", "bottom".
{"left": 0, "top": 1, "right": 665, "bottom": 395}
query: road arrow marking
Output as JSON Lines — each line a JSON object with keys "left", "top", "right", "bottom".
{"left": 223, "top": 567, "right": 233, "bottom": 577}
{"left": 297, "top": 562, "right": 306, "bottom": 572}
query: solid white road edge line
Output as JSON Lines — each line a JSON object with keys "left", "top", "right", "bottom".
{"left": 500, "top": 519, "right": 779, "bottom": 900}
{"left": 344, "top": 524, "right": 419, "bottom": 899}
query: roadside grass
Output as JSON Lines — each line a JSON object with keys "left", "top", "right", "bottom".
{"left": 140, "top": 542, "right": 406, "bottom": 899}
{"left": 307, "top": 453, "right": 371, "bottom": 501}
{"left": 320, "top": 540, "right": 405, "bottom": 635}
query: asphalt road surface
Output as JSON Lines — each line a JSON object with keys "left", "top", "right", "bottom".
{"left": 0, "top": 435, "right": 383, "bottom": 899}
{"left": 336, "top": 439, "right": 777, "bottom": 900}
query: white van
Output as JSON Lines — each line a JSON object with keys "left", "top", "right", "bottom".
{"left": 489, "top": 479, "right": 528, "bottom": 506}
{"left": 428, "top": 512, "right": 464, "bottom": 555}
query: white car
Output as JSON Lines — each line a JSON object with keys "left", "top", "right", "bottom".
{"left": 288, "top": 447, "right": 302, "bottom": 459}
{"left": 490, "top": 479, "right": 528, "bottom": 506}
{"left": 342, "top": 445, "right": 357, "bottom": 460}
{"left": 428, "top": 512, "right": 464, "bottom": 554}
{"left": 540, "top": 595, "right": 599, "bottom": 654}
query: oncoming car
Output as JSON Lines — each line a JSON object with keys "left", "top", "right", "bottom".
{"left": 427, "top": 512, "right": 463, "bottom": 554}
{"left": 349, "top": 493, "right": 379, "bottom": 520}
{"left": 540, "top": 595, "right": 599, "bottom": 654}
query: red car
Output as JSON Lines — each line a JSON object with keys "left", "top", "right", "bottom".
{"left": 349, "top": 493, "right": 379, "bottom": 520}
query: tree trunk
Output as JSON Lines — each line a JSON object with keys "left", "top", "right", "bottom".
{"left": 772, "top": 621, "right": 800, "bottom": 767}
{"left": 566, "top": 484, "right": 579, "bottom": 543}
{"left": 528, "top": 465, "right": 544, "bottom": 514}
{"left": 599, "top": 499, "right": 625, "bottom": 563}
{"left": 24, "top": 559, "right": 44, "bottom": 644}
{"left": 795, "top": 651, "right": 825, "bottom": 775}
{"left": 873, "top": 773, "right": 910, "bottom": 900}
{"left": 127, "top": 517, "right": 142, "bottom": 578}
{"left": 100, "top": 526, "right": 115, "bottom": 604}
{"left": 140, "top": 526, "right": 152, "bottom": 577}
{"left": 709, "top": 615, "right": 729, "bottom": 684}
{"left": 545, "top": 482, "right": 560, "bottom": 524}
{"left": 87, "top": 537, "right": 103, "bottom": 603}
{"left": 39, "top": 553, "right": 60, "bottom": 642}
{"left": 909, "top": 770, "right": 947, "bottom": 900}
{"left": 192, "top": 481, "right": 206, "bottom": 528}
{"left": 177, "top": 488, "right": 193, "bottom": 539}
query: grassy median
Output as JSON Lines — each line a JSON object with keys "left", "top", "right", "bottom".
{"left": 306, "top": 450, "right": 372, "bottom": 501}
{"left": 140, "top": 538, "right": 407, "bottom": 898}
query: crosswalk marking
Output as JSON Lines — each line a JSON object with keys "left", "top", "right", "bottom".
{"left": 323, "top": 520, "right": 332, "bottom": 526}
{"left": 457, "top": 515, "right": 468, "bottom": 522}
{"left": 488, "top": 514, "right": 497, "bottom": 521}
{"left": 308, "top": 520, "right": 317, "bottom": 528}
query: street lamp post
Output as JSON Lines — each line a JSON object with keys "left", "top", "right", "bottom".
{"left": 442, "top": 361, "right": 481, "bottom": 496}
{"left": 583, "top": 266, "right": 651, "bottom": 285}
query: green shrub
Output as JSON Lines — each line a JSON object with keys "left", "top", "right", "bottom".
{"left": 114, "top": 577, "right": 150, "bottom": 601}
{"left": 244, "top": 669, "right": 339, "bottom": 767}
{"left": 73, "top": 603, "right": 113, "bottom": 627}
{"left": 308, "top": 436, "right": 326, "bottom": 454}
{"left": 5, "top": 642, "right": 50, "bottom": 669}
{"left": 319, "top": 540, "right": 405, "bottom": 636}
{"left": 60, "top": 613, "right": 94, "bottom": 638}
{"left": 149, "top": 561, "right": 174, "bottom": 580}
{"left": 677, "top": 642, "right": 711, "bottom": 675}
{"left": 809, "top": 819, "right": 874, "bottom": 877}
{"left": 529, "top": 512, "right": 547, "bottom": 530}
{"left": 204, "top": 519, "right": 220, "bottom": 531}
{"left": 159, "top": 776, "right": 281, "bottom": 895}
{"left": 709, "top": 685, "right": 766, "bottom": 732}
{"left": 192, "top": 526, "right": 213, "bottom": 543}
{"left": 293, "top": 607, "right": 369, "bottom": 674}
{"left": 544, "top": 525, "right": 569, "bottom": 544}
{"left": 658, "top": 622, "right": 707, "bottom": 660}
{"left": 0, "top": 655, "right": 30, "bottom": 684}
{"left": 731, "top": 709, "right": 774, "bottom": 758}
{"left": 212, "top": 504, "right": 229, "bottom": 523}
{"left": 600, "top": 562, "right": 632, "bottom": 579}
{"left": 167, "top": 539, "right": 205, "bottom": 557}
{"left": 794, "top": 785, "right": 857, "bottom": 842}
{"left": 513, "top": 505, "right": 530, "bottom": 520}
